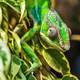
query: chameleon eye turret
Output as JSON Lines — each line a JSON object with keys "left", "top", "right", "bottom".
{"left": 47, "top": 27, "right": 58, "bottom": 39}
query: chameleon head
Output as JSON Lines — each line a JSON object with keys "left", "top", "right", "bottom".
{"left": 40, "top": 10, "right": 70, "bottom": 52}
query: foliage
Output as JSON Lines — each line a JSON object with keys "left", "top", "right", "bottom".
{"left": 0, "top": 0, "right": 78, "bottom": 80}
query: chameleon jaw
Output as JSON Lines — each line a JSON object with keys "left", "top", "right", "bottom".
{"left": 40, "top": 32, "right": 67, "bottom": 52}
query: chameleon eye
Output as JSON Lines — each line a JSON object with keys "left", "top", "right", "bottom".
{"left": 47, "top": 27, "right": 58, "bottom": 39}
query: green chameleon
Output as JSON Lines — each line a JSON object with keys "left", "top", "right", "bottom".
{"left": 21, "top": 0, "right": 70, "bottom": 74}
{"left": 0, "top": 0, "right": 78, "bottom": 79}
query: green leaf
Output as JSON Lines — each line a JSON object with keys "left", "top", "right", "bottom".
{"left": 42, "top": 49, "right": 70, "bottom": 75}
{"left": 20, "top": 59, "right": 29, "bottom": 73}
{"left": 10, "top": 55, "right": 21, "bottom": 80}
{"left": 0, "top": 35, "right": 11, "bottom": 73}
{"left": 2, "top": 7, "right": 8, "bottom": 32}
{"left": 0, "top": 72, "right": 7, "bottom": 80}
{"left": 62, "top": 74, "right": 79, "bottom": 80}
{"left": 0, "top": 1, "right": 20, "bottom": 13}
{"left": 9, "top": 30, "right": 21, "bottom": 55}
{"left": 27, "top": 73, "right": 37, "bottom": 80}
{"left": 0, "top": 57, "right": 4, "bottom": 72}
{"left": 19, "top": 0, "right": 26, "bottom": 22}
{"left": 15, "top": 69, "right": 26, "bottom": 80}
{"left": 0, "top": 28, "right": 8, "bottom": 43}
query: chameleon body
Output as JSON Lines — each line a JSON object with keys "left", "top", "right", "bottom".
{"left": 20, "top": 0, "right": 70, "bottom": 75}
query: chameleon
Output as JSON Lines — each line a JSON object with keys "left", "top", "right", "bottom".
{"left": 20, "top": 0, "right": 71, "bottom": 75}
{"left": 0, "top": 0, "right": 72, "bottom": 77}
{"left": 0, "top": 0, "right": 79, "bottom": 80}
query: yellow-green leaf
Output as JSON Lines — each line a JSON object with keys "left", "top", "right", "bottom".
{"left": 0, "top": 6, "right": 2, "bottom": 25}
{"left": 42, "top": 49, "right": 70, "bottom": 75}
{"left": 9, "top": 31, "right": 21, "bottom": 54}
{"left": 62, "top": 74, "right": 79, "bottom": 80}
{"left": 27, "top": 73, "right": 37, "bottom": 80}
{"left": 19, "top": 0, "right": 26, "bottom": 22}
{"left": 10, "top": 55, "right": 21, "bottom": 80}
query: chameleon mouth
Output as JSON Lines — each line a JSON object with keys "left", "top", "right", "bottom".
{"left": 60, "top": 42, "right": 70, "bottom": 52}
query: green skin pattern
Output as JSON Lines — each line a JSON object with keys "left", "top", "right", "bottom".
{"left": 0, "top": 0, "right": 70, "bottom": 75}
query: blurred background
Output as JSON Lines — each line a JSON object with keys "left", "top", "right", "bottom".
{"left": 51, "top": 0, "right": 80, "bottom": 79}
